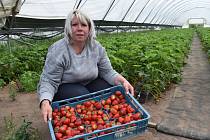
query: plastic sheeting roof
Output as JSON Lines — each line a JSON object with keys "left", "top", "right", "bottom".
{"left": 1, "top": 0, "right": 210, "bottom": 26}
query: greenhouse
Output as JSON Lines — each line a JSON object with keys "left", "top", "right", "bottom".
{"left": 0, "top": 0, "right": 210, "bottom": 140}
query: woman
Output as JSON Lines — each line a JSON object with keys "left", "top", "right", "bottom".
{"left": 38, "top": 10, "right": 134, "bottom": 123}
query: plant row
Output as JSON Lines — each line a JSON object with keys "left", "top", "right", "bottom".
{"left": 98, "top": 29, "right": 193, "bottom": 99}
{"left": 0, "top": 29, "right": 193, "bottom": 99}
{"left": 0, "top": 37, "right": 59, "bottom": 91}
{"left": 196, "top": 27, "right": 210, "bottom": 60}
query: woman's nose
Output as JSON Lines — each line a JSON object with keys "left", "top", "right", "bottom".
{"left": 78, "top": 23, "right": 82, "bottom": 29}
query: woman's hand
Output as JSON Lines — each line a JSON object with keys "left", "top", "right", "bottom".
{"left": 114, "top": 74, "right": 134, "bottom": 96}
{"left": 122, "top": 80, "right": 134, "bottom": 96}
{"left": 40, "top": 100, "right": 52, "bottom": 123}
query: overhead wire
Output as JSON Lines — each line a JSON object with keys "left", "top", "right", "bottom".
{"left": 133, "top": 0, "right": 151, "bottom": 23}
{"left": 153, "top": 0, "right": 174, "bottom": 24}
{"left": 117, "top": 0, "right": 137, "bottom": 27}
{"left": 169, "top": 2, "right": 210, "bottom": 25}
{"left": 160, "top": 0, "right": 192, "bottom": 25}
{"left": 142, "top": 0, "right": 165, "bottom": 23}
{"left": 97, "top": 0, "right": 117, "bottom": 31}
{"left": 149, "top": 0, "right": 173, "bottom": 24}
{"left": 171, "top": 6, "right": 210, "bottom": 25}
{"left": 75, "top": 0, "right": 83, "bottom": 9}
{"left": 156, "top": 0, "right": 210, "bottom": 25}
{"left": 162, "top": 1, "right": 210, "bottom": 25}
{"left": 0, "top": 0, "right": 6, "bottom": 15}
{"left": 73, "top": 0, "right": 79, "bottom": 10}
{"left": 79, "top": 0, "right": 88, "bottom": 9}
{"left": 108, "top": 0, "right": 120, "bottom": 14}
{"left": 101, "top": 0, "right": 116, "bottom": 21}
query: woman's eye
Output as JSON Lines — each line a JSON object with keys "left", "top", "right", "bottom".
{"left": 81, "top": 23, "right": 87, "bottom": 27}
{"left": 72, "top": 23, "right": 78, "bottom": 26}
{"left": 72, "top": 23, "right": 87, "bottom": 27}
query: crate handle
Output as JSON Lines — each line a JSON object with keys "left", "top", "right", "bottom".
{"left": 127, "top": 92, "right": 150, "bottom": 117}
{"left": 126, "top": 93, "right": 139, "bottom": 110}
{"left": 89, "top": 88, "right": 111, "bottom": 96}
{"left": 72, "top": 88, "right": 112, "bottom": 100}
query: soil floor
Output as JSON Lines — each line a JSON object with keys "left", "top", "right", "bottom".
{"left": 0, "top": 34, "right": 209, "bottom": 140}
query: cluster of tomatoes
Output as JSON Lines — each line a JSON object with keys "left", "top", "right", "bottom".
{"left": 52, "top": 90, "right": 142, "bottom": 140}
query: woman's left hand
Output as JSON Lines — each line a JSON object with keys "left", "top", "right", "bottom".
{"left": 122, "top": 80, "right": 134, "bottom": 96}
{"left": 114, "top": 74, "right": 134, "bottom": 96}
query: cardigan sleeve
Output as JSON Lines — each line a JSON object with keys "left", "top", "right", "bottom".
{"left": 97, "top": 45, "right": 119, "bottom": 85}
{"left": 37, "top": 45, "right": 64, "bottom": 103}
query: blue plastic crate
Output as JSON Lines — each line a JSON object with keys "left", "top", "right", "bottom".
{"left": 48, "top": 85, "right": 150, "bottom": 140}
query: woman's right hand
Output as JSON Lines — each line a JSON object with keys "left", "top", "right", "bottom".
{"left": 40, "top": 100, "right": 52, "bottom": 123}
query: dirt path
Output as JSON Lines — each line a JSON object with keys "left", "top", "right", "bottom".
{"left": 0, "top": 89, "right": 50, "bottom": 139}
{"left": 157, "top": 34, "right": 210, "bottom": 139}
{"left": 0, "top": 34, "right": 209, "bottom": 140}
{"left": 138, "top": 34, "right": 210, "bottom": 140}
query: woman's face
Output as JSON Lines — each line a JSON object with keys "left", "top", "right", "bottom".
{"left": 71, "top": 16, "right": 90, "bottom": 44}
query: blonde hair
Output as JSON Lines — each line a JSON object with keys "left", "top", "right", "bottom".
{"left": 64, "top": 9, "right": 96, "bottom": 44}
